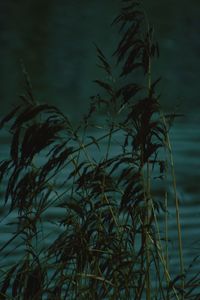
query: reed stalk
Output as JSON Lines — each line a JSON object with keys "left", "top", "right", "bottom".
{"left": 0, "top": 0, "right": 196, "bottom": 299}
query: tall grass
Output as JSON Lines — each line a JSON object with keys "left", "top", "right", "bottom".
{"left": 0, "top": 0, "right": 199, "bottom": 299}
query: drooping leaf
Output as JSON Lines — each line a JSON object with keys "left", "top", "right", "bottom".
{"left": 94, "top": 80, "right": 113, "bottom": 95}
{"left": 94, "top": 44, "right": 112, "bottom": 75}
{"left": 0, "top": 106, "right": 20, "bottom": 130}
{"left": 0, "top": 264, "right": 18, "bottom": 299}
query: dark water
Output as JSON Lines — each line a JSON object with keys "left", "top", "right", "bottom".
{"left": 0, "top": 116, "right": 200, "bottom": 278}
{"left": 0, "top": 0, "right": 200, "bottom": 293}
{"left": 0, "top": 0, "right": 200, "bottom": 116}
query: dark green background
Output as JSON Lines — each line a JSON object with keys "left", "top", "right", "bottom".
{"left": 0, "top": 0, "right": 200, "bottom": 280}
{"left": 0, "top": 0, "right": 200, "bottom": 120}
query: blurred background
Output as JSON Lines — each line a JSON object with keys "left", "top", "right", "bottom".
{"left": 0, "top": 0, "right": 200, "bottom": 281}
{"left": 0, "top": 0, "right": 200, "bottom": 119}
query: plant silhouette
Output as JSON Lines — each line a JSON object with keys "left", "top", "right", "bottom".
{"left": 0, "top": 0, "right": 199, "bottom": 299}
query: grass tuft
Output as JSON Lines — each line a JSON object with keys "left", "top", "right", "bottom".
{"left": 0, "top": 0, "right": 199, "bottom": 299}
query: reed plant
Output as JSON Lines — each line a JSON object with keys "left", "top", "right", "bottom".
{"left": 0, "top": 0, "right": 199, "bottom": 299}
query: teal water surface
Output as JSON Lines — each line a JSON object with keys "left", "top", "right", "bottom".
{"left": 0, "top": 0, "right": 200, "bottom": 296}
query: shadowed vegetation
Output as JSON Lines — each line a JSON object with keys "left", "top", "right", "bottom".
{"left": 0, "top": 0, "right": 200, "bottom": 299}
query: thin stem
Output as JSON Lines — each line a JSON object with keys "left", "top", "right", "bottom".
{"left": 162, "top": 114, "right": 185, "bottom": 299}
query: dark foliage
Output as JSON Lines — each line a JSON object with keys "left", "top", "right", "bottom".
{"left": 0, "top": 0, "right": 199, "bottom": 299}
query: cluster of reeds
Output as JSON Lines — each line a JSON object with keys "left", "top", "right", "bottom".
{"left": 0, "top": 0, "right": 200, "bottom": 299}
